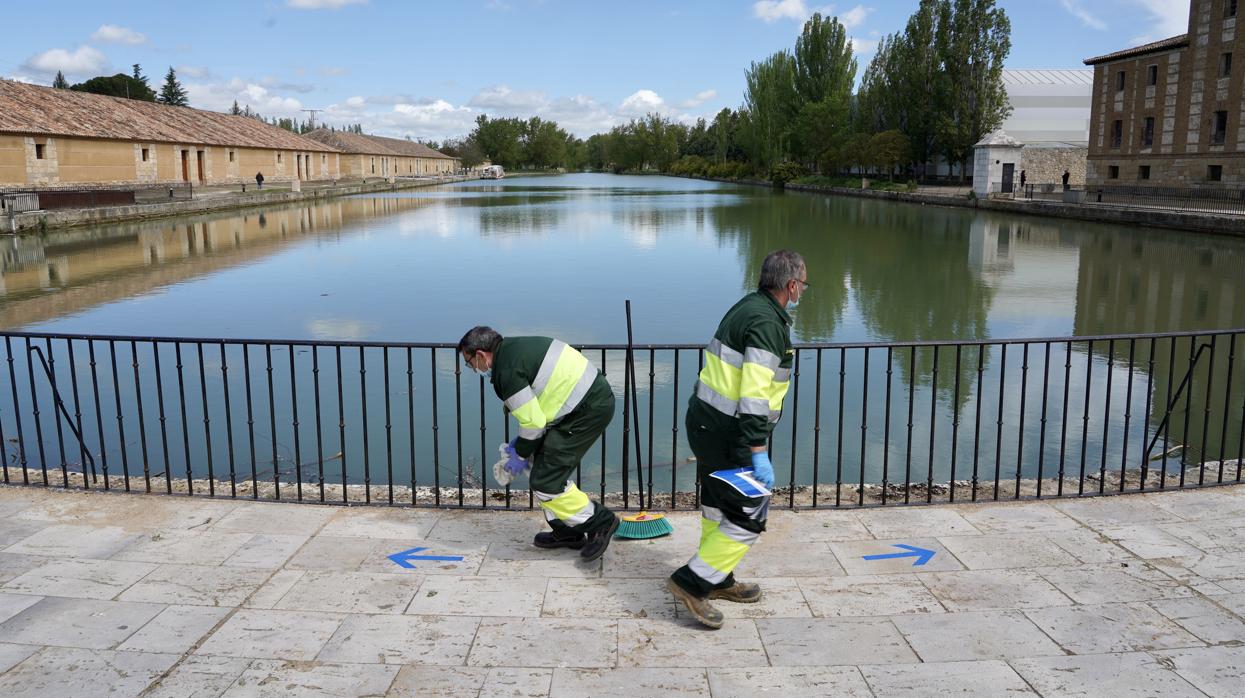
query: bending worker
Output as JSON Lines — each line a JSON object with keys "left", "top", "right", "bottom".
{"left": 668, "top": 249, "right": 806, "bottom": 629}
{"left": 457, "top": 326, "right": 620, "bottom": 561}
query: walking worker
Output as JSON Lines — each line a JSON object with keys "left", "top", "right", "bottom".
{"left": 667, "top": 249, "right": 805, "bottom": 629}
{"left": 457, "top": 326, "right": 620, "bottom": 561}
{"left": 255, "top": 171, "right": 264, "bottom": 189}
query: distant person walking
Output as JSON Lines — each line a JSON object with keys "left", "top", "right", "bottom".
{"left": 1019, "top": 170, "right": 1026, "bottom": 190}
{"left": 255, "top": 172, "right": 265, "bottom": 189}
{"left": 1062, "top": 170, "right": 1070, "bottom": 191}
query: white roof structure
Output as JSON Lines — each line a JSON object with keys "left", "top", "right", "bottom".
{"left": 975, "top": 129, "right": 1025, "bottom": 148}
{"left": 999, "top": 68, "right": 1092, "bottom": 147}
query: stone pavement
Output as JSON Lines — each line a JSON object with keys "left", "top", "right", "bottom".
{"left": 0, "top": 484, "right": 1243, "bottom": 697}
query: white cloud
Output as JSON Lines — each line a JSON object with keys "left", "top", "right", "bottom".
{"left": 840, "top": 4, "right": 871, "bottom": 29}
{"left": 1058, "top": 0, "right": 1107, "bottom": 31}
{"left": 287, "top": 0, "right": 366, "bottom": 8}
{"left": 322, "top": 66, "right": 348, "bottom": 77}
{"left": 753, "top": 0, "right": 811, "bottom": 22}
{"left": 91, "top": 24, "right": 147, "bottom": 45}
{"left": 1132, "top": 0, "right": 1188, "bottom": 37}
{"left": 619, "top": 89, "right": 666, "bottom": 116}
{"left": 21, "top": 46, "right": 108, "bottom": 76}
{"left": 678, "top": 89, "right": 717, "bottom": 109}
{"left": 468, "top": 85, "right": 549, "bottom": 111}
{"left": 176, "top": 65, "right": 213, "bottom": 79}
{"left": 849, "top": 36, "right": 879, "bottom": 55}
{"left": 185, "top": 78, "right": 304, "bottom": 117}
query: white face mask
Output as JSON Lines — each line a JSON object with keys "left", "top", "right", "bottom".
{"left": 786, "top": 282, "right": 803, "bottom": 311}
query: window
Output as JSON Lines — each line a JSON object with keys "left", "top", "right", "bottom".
{"left": 1212, "top": 110, "right": 1228, "bottom": 144}
{"left": 34, "top": 143, "right": 45, "bottom": 159}
{"left": 277, "top": 153, "right": 283, "bottom": 163}
{"left": 141, "top": 148, "right": 149, "bottom": 162}
{"left": 371, "top": 157, "right": 375, "bottom": 174}
{"left": 1208, "top": 164, "right": 1223, "bottom": 181}
{"left": 228, "top": 150, "right": 235, "bottom": 163}
{"left": 1111, "top": 120, "right": 1123, "bottom": 148}
{"left": 1147, "top": 65, "right": 1158, "bottom": 86}
{"left": 1229, "top": 0, "right": 1238, "bottom": 18}
{"left": 1115, "top": 70, "right": 1126, "bottom": 91}
{"left": 321, "top": 155, "right": 326, "bottom": 163}
{"left": 1139, "top": 165, "right": 1151, "bottom": 180}
{"left": 1108, "top": 165, "right": 1120, "bottom": 179}
{"left": 1142, "top": 117, "right": 1155, "bottom": 147}
{"left": 1221, "top": 53, "right": 1233, "bottom": 78}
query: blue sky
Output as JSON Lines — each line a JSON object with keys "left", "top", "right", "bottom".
{"left": 1, "top": 0, "right": 1191, "bottom": 140}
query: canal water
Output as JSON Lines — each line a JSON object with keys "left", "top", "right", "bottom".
{"left": 1, "top": 174, "right": 1242, "bottom": 499}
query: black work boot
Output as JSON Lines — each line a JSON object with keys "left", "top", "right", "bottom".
{"left": 578, "top": 513, "right": 620, "bottom": 561}
{"left": 533, "top": 529, "right": 586, "bottom": 550}
{"left": 666, "top": 577, "right": 724, "bottom": 629}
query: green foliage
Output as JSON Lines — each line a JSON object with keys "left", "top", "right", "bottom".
{"left": 157, "top": 66, "right": 188, "bottom": 106}
{"left": 468, "top": 115, "right": 583, "bottom": 170}
{"left": 52, "top": 71, "right": 69, "bottom": 89}
{"left": 769, "top": 161, "right": 809, "bottom": 187}
{"left": 70, "top": 73, "right": 157, "bottom": 101}
{"left": 742, "top": 51, "right": 798, "bottom": 171}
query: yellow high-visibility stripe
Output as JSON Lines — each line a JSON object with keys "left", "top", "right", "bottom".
{"left": 536, "top": 481, "right": 594, "bottom": 525}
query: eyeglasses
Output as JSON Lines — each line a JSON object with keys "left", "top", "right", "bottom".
{"left": 794, "top": 280, "right": 810, "bottom": 290}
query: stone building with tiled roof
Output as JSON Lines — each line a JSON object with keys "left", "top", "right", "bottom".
{"left": 1083, "top": 0, "right": 1243, "bottom": 187}
{"left": 0, "top": 78, "right": 342, "bottom": 189}
{"left": 303, "top": 129, "right": 459, "bottom": 178}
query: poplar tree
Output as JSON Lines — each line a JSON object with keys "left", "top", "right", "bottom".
{"left": 52, "top": 71, "right": 69, "bottom": 89}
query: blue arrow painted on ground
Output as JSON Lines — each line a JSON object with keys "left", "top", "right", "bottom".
{"left": 388, "top": 546, "right": 465, "bottom": 569}
{"left": 862, "top": 544, "right": 936, "bottom": 566}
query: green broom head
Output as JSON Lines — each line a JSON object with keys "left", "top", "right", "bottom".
{"left": 616, "top": 511, "right": 674, "bottom": 539}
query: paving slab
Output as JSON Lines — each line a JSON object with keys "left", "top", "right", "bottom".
{"left": 209, "top": 503, "right": 336, "bottom": 536}
{"left": 1011, "top": 651, "right": 1208, "bottom": 697}
{"left": 116, "top": 604, "right": 230, "bottom": 653}
{"left": 317, "top": 507, "right": 441, "bottom": 540}
{"left": 0, "top": 596, "right": 163, "bottom": 649}
{"left": 859, "top": 658, "right": 1035, "bottom": 695}
{"left": 111, "top": 529, "right": 256, "bottom": 565}
{"left": 891, "top": 609, "right": 1065, "bottom": 661}
{"left": 1151, "top": 645, "right": 1245, "bottom": 698}
{"left": 389, "top": 666, "right": 553, "bottom": 697}
{"left": 1147, "top": 596, "right": 1245, "bottom": 645}
{"left": 551, "top": 667, "right": 710, "bottom": 697}
{"left": 829, "top": 537, "right": 965, "bottom": 575}
{"left": 1099, "top": 524, "right": 1206, "bottom": 559}
{"left": 1025, "top": 602, "right": 1205, "bottom": 654}
{"left": 221, "top": 658, "right": 399, "bottom": 697}
{"left": 194, "top": 609, "right": 345, "bottom": 660}
{"left": 0, "top": 518, "right": 50, "bottom": 548}
{"left": 478, "top": 541, "right": 602, "bottom": 578}
{"left": 543, "top": 577, "right": 678, "bottom": 619}
{"left": 467, "top": 617, "right": 617, "bottom": 668}
{"left": 797, "top": 574, "right": 943, "bottom": 617}
{"left": 0, "top": 591, "right": 41, "bottom": 624}
{"left": 858, "top": 506, "right": 983, "bottom": 537}
{"left": 316, "top": 613, "right": 479, "bottom": 665}
{"left": 1036, "top": 562, "right": 1193, "bottom": 604}
{"left": 616, "top": 618, "right": 768, "bottom": 668}
{"left": 0, "top": 647, "right": 178, "bottom": 697}
{"left": 244, "top": 569, "right": 306, "bottom": 609}
{"left": 0, "top": 644, "right": 38, "bottom": 673}
{"left": 283, "top": 535, "right": 377, "bottom": 571}
{"left": 117, "top": 563, "right": 271, "bottom": 607}
{"left": 143, "top": 655, "right": 254, "bottom": 698}
{"left": 755, "top": 617, "right": 919, "bottom": 666}
{"left": 4, "top": 523, "right": 140, "bottom": 559}
{"left": 274, "top": 570, "right": 420, "bottom": 615}
{"left": 958, "top": 502, "right": 1083, "bottom": 533}
{"left": 704, "top": 577, "right": 815, "bottom": 619}
{"left": 2, "top": 557, "right": 157, "bottom": 600}
{"left": 707, "top": 666, "right": 872, "bottom": 697}
{"left": 0, "top": 553, "right": 46, "bottom": 585}
{"left": 1160, "top": 516, "right": 1245, "bottom": 552}
{"left": 921, "top": 568, "right": 1074, "bottom": 611}
{"left": 937, "top": 533, "right": 1081, "bottom": 569}
{"left": 1047, "top": 527, "right": 1136, "bottom": 563}
{"left": 357, "top": 539, "right": 485, "bottom": 575}
{"left": 221, "top": 533, "right": 308, "bottom": 568}
{"left": 1053, "top": 496, "right": 1186, "bottom": 528}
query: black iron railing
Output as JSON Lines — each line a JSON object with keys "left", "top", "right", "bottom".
{"left": 1021, "top": 183, "right": 1245, "bottom": 216}
{"left": 0, "top": 328, "right": 1242, "bottom": 509}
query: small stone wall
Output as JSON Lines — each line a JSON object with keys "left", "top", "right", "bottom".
{"left": 1023, "top": 146, "right": 1087, "bottom": 188}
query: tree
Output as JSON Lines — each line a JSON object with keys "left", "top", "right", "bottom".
{"left": 132, "top": 63, "right": 149, "bottom": 88}
{"left": 936, "top": 0, "right": 1011, "bottom": 181}
{"left": 52, "top": 71, "right": 69, "bottom": 89}
{"left": 869, "top": 130, "right": 912, "bottom": 182}
{"left": 70, "top": 74, "right": 157, "bottom": 101}
{"left": 229, "top": 100, "right": 242, "bottom": 116}
{"left": 157, "top": 66, "right": 189, "bottom": 106}
{"left": 742, "top": 51, "right": 799, "bottom": 170}
{"left": 793, "top": 13, "right": 856, "bottom": 108}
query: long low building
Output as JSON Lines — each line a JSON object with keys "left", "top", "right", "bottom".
{"left": 0, "top": 79, "right": 342, "bottom": 189}
{"left": 302, "top": 129, "right": 459, "bottom": 178}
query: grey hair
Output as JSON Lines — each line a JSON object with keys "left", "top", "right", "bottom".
{"left": 457, "top": 326, "right": 503, "bottom": 356}
{"left": 758, "top": 250, "right": 806, "bottom": 292}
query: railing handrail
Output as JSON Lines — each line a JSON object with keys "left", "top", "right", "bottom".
{"left": 0, "top": 327, "right": 1241, "bottom": 352}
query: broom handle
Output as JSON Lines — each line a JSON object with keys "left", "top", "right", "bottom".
{"left": 626, "top": 300, "right": 645, "bottom": 509}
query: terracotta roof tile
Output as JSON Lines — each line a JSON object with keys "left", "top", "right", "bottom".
{"left": 302, "top": 129, "right": 400, "bottom": 156}
{"left": 0, "top": 79, "right": 338, "bottom": 152}
{"left": 1084, "top": 35, "right": 1189, "bottom": 65}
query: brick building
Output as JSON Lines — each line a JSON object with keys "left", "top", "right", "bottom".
{"left": 0, "top": 79, "right": 341, "bottom": 189}
{"left": 1084, "top": 0, "right": 1243, "bottom": 187}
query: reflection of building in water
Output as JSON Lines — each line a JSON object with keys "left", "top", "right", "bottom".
{"left": 968, "top": 216, "right": 1017, "bottom": 276}
{"left": 0, "top": 196, "right": 435, "bottom": 328}
{"left": 1073, "top": 227, "right": 1245, "bottom": 463}
{"left": 969, "top": 216, "right": 1080, "bottom": 334}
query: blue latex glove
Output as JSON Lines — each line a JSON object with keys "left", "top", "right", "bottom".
{"left": 750, "top": 451, "right": 774, "bottom": 489}
{"left": 502, "top": 438, "right": 530, "bottom": 476}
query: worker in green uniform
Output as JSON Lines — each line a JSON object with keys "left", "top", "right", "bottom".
{"left": 667, "top": 249, "right": 806, "bottom": 628}
{"left": 457, "top": 326, "right": 620, "bottom": 561}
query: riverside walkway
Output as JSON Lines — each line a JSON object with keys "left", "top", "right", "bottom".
{"left": 0, "top": 484, "right": 1242, "bottom": 696}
